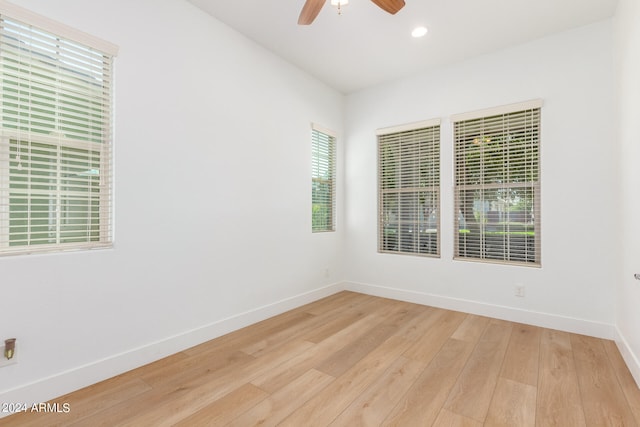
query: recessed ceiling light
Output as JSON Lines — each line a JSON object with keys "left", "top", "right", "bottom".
{"left": 412, "top": 26, "right": 428, "bottom": 38}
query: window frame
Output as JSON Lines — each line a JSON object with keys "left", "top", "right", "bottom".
{"left": 311, "top": 123, "right": 336, "bottom": 233}
{"left": 452, "top": 100, "right": 542, "bottom": 267}
{"left": 377, "top": 119, "right": 441, "bottom": 257}
{"left": 0, "top": 2, "right": 117, "bottom": 256}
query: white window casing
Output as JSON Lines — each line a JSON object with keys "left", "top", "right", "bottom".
{"left": 312, "top": 123, "right": 336, "bottom": 233}
{"left": 378, "top": 120, "right": 441, "bottom": 257}
{"left": 453, "top": 100, "right": 542, "bottom": 266}
{"left": 0, "top": 2, "right": 117, "bottom": 255}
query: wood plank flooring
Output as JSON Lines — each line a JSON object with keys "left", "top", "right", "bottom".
{"left": 3, "top": 291, "right": 640, "bottom": 426}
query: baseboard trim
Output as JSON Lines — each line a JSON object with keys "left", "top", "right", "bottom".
{"left": 344, "top": 281, "right": 615, "bottom": 340}
{"left": 1, "top": 280, "right": 623, "bottom": 418}
{"left": 615, "top": 328, "right": 640, "bottom": 388}
{"left": 0, "top": 282, "right": 345, "bottom": 418}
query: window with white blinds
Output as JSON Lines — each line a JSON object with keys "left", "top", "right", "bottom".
{"left": 0, "top": 5, "right": 117, "bottom": 255}
{"left": 453, "top": 100, "right": 541, "bottom": 266}
{"left": 378, "top": 120, "right": 440, "bottom": 256}
{"left": 311, "top": 124, "right": 336, "bottom": 233}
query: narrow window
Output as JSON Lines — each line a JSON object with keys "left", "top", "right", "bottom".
{"left": 0, "top": 4, "right": 117, "bottom": 255}
{"left": 453, "top": 100, "right": 541, "bottom": 266}
{"left": 311, "top": 124, "right": 336, "bottom": 232}
{"left": 378, "top": 120, "right": 440, "bottom": 256}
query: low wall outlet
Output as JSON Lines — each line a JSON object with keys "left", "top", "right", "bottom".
{"left": 0, "top": 343, "right": 18, "bottom": 368}
{"left": 515, "top": 285, "right": 526, "bottom": 298}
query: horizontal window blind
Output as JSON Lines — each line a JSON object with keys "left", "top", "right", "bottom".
{"left": 378, "top": 122, "right": 440, "bottom": 256}
{"left": 0, "top": 9, "right": 115, "bottom": 255}
{"left": 453, "top": 104, "right": 541, "bottom": 265}
{"left": 312, "top": 125, "right": 336, "bottom": 232}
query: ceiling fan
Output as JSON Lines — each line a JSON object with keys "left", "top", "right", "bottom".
{"left": 298, "top": 0, "right": 406, "bottom": 25}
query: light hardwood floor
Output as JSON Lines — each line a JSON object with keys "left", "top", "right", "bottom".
{"left": 3, "top": 291, "right": 640, "bottom": 426}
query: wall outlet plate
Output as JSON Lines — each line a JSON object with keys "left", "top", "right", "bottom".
{"left": 0, "top": 344, "right": 18, "bottom": 368}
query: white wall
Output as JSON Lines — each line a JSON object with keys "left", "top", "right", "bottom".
{"left": 1, "top": 0, "right": 635, "bottom": 409}
{"left": 0, "top": 0, "right": 344, "bottom": 406}
{"left": 344, "top": 21, "right": 618, "bottom": 337}
{"left": 614, "top": 0, "right": 640, "bottom": 385}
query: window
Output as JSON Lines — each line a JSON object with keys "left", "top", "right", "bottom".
{"left": 311, "top": 124, "right": 336, "bottom": 232}
{"left": 378, "top": 120, "right": 440, "bottom": 256}
{"left": 0, "top": 4, "right": 117, "bottom": 255}
{"left": 453, "top": 100, "right": 541, "bottom": 266}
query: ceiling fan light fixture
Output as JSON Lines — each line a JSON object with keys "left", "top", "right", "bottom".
{"left": 412, "top": 26, "right": 428, "bottom": 38}
{"left": 298, "top": 0, "right": 403, "bottom": 25}
{"left": 331, "top": 0, "right": 349, "bottom": 15}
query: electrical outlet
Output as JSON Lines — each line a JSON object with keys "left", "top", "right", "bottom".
{"left": 324, "top": 268, "right": 330, "bottom": 278}
{"left": 515, "top": 285, "right": 526, "bottom": 298}
{"left": 0, "top": 343, "right": 18, "bottom": 368}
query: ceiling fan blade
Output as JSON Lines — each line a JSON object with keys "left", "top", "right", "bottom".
{"left": 298, "top": 0, "right": 327, "bottom": 25}
{"left": 371, "top": 0, "right": 406, "bottom": 15}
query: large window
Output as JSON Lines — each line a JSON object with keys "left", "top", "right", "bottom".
{"left": 311, "top": 124, "right": 336, "bottom": 232}
{"left": 0, "top": 4, "right": 117, "bottom": 255}
{"left": 378, "top": 120, "right": 440, "bottom": 256}
{"left": 453, "top": 100, "right": 541, "bottom": 266}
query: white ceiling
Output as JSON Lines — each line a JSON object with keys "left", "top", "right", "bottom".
{"left": 187, "top": 0, "right": 618, "bottom": 94}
